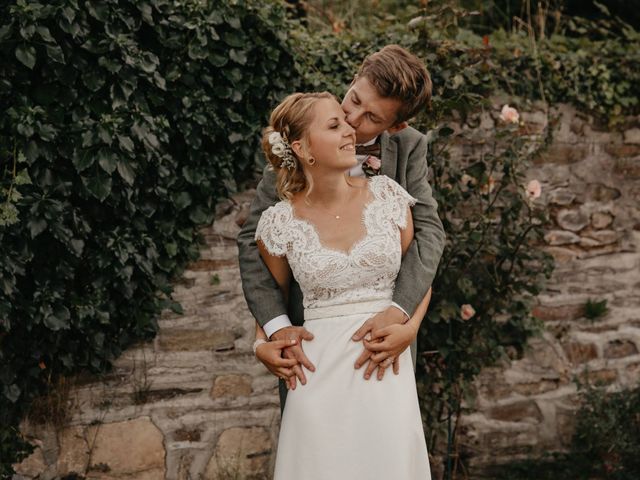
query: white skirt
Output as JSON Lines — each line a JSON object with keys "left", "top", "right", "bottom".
{"left": 273, "top": 300, "right": 431, "bottom": 480}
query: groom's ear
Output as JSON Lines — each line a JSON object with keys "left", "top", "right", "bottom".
{"left": 386, "top": 121, "right": 408, "bottom": 134}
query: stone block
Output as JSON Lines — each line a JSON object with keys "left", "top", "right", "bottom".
{"left": 578, "top": 368, "right": 618, "bottom": 386}
{"left": 591, "top": 211, "right": 614, "bottom": 229}
{"left": 562, "top": 342, "right": 598, "bottom": 364}
{"left": 584, "top": 183, "right": 621, "bottom": 202}
{"left": 544, "top": 230, "right": 581, "bottom": 246}
{"left": 548, "top": 188, "right": 575, "bottom": 206}
{"left": 604, "top": 340, "right": 638, "bottom": 359}
{"left": 604, "top": 143, "right": 640, "bottom": 158}
{"left": 580, "top": 230, "right": 622, "bottom": 248}
{"left": 205, "top": 427, "right": 272, "bottom": 479}
{"left": 613, "top": 157, "right": 640, "bottom": 179}
{"left": 211, "top": 374, "right": 253, "bottom": 398}
{"left": 623, "top": 128, "right": 640, "bottom": 144}
{"left": 159, "top": 329, "right": 236, "bottom": 352}
{"left": 512, "top": 379, "right": 560, "bottom": 396}
{"left": 536, "top": 144, "right": 587, "bottom": 165}
{"left": 86, "top": 417, "right": 165, "bottom": 477}
{"left": 532, "top": 304, "right": 584, "bottom": 322}
{"left": 556, "top": 208, "right": 589, "bottom": 232}
{"left": 487, "top": 400, "right": 543, "bottom": 423}
{"left": 57, "top": 425, "right": 90, "bottom": 475}
{"left": 14, "top": 446, "right": 47, "bottom": 477}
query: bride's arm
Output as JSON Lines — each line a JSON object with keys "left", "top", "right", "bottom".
{"left": 255, "top": 240, "right": 315, "bottom": 389}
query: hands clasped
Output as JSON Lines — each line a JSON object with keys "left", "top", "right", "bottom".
{"left": 255, "top": 326, "right": 315, "bottom": 390}
{"left": 256, "top": 306, "right": 416, "bottom": 388}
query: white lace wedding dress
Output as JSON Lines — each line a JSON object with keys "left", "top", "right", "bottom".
{"left": 255, "top": 175, "right": 431, "bottom": 480}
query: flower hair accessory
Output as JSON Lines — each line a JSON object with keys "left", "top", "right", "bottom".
{"left": 268, "top": 131, "right": 296, "bottom": 170}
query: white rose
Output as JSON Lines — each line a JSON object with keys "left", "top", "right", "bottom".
{"left": 271, "top": 143, "right": 285, "bottom": 156}
{"left": 268, "top": 131, "right": 282, "bottom": 145}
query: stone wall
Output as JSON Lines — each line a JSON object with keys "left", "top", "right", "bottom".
{"left": 450, "top": 101, "right": 640, "bottom": 471}
{"left": 13, "top": 103, "right": 640, "bottom": 479}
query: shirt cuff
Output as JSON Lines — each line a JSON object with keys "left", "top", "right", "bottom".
{"left": 263, "top": 315, "right": 293, "bottom": 338}
{"left": 391, "top": 302, "right": 410, "bottom": 321}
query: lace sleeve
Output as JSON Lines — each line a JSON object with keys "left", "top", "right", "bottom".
{"left": 377, "top": 176, "right": 417, "bottom": 230}
{"left": 255, "top": 205, "right": 288, "bottom": 257}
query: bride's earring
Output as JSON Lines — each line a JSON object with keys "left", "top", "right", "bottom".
{"left": 307, "top": 157, "right": 316, "bottom": 166}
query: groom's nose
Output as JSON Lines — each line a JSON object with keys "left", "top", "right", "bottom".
{"left": 345, "top": 109, "right": 362, "bottom": 129}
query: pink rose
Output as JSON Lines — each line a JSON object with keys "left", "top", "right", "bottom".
{"left": 526, "top": 179, "right": 542, "bottom": 199}
{"left": 460, "top": 304, "right": 476, "bottom": 321}
{"left": 499, "top": 104, "right": 520, "bottom": 124}
{"left": 480, "top": 175, "right": 496, "bottom": 195}
{"left": 365, "top": 155, "right": 381, "bottom": 171}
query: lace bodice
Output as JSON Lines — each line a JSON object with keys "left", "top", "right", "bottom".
{"left": 255, "top": 175, "right": 417, "bottom": 311}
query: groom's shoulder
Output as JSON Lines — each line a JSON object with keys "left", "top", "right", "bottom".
{"left": 390, "top": 125, "right": 426, "bottom": 147}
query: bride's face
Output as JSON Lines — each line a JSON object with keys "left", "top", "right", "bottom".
{"left": 297, "top": 98, "right": 357, "bottom": 171}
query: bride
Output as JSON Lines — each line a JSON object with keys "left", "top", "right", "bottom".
{"left": 253, "top": 91, "right": 432, "bottom": 479}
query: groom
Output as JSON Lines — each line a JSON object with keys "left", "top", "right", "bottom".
{"left": 237, "top": 45, "right": 446, "bottom": 407}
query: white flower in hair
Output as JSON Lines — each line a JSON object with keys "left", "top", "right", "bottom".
{"left": 268, "top": 131, "right": 282, "bottom": 145}
{"left": 268, "top": 130, "right": 296, "bottom": 170}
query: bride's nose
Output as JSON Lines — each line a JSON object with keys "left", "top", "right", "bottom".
{"left": 343, "top": 122, "right": 356, "bottom": 137}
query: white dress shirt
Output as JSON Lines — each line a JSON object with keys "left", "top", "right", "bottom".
{"left": 262, "top": 135, "right": 409, "bottom": 338}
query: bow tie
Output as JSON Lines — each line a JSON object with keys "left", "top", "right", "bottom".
{"left": 355, "top": 142, "right": 381, "bottom": 157}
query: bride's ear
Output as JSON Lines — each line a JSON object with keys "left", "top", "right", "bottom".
{"left": 290, "top": 139, "right": 304, "bottom": 160}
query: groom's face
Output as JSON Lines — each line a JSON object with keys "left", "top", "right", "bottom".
{"left": 341, "top": 76, "right": 403, "bottom": 144}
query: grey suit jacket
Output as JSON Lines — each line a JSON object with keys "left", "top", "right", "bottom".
{"left": 236, "top": 127, "right": 446, "bottom": 408}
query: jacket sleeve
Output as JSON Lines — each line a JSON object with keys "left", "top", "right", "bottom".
{"left": 237, "top": 164, "right": 289, "bottom": 327}
{"left": 392, "top": 134, "right": 446, "bottom": 317}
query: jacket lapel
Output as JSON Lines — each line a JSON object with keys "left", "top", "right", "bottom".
{"left": 380, "top": 131, "right": 398, "bottom": 180}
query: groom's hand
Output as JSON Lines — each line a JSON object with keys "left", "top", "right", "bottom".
{"left": 271, "top": 326, "right": 315, "bottom": 389}
{"left": 352, "top": 306, "right": 407, "bottom": 379}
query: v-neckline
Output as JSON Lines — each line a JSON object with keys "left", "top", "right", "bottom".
{"left": 287, "top": 178, "right": 378, "bottom": 257}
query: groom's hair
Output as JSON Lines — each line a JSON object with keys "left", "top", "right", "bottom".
{"left": 356, "top": 45, "right": 432, "bottom": 123}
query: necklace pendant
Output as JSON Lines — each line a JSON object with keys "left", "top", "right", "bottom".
{"left": 335, "top": 215, "right": 340, "bottom": 219}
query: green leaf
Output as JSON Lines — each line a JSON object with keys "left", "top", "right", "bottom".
{"left": 73, "top": 149, "right": 96, "bottom": 172}
{"left": 46, "top": 44, "right": 65, "bottom": 64}
{"left": 4, "top": 384, "right": 21, "bottom": 403}
{"left": 28, "top": 218, "right": 47, "bottom": 238}
{"left": 97, "top": 149, "right": 117, "bottom": 174}
{"left": 116, "top": 161, "right": 135, "bottom": 185}
{"left": 82, "top": 174, "right": 112, "bottom": 202}
{"left": 16, "top": 44, "right": 37, "bottom": 69}
{"left": 44, "top": 306, "right": 71, "bottom": 331}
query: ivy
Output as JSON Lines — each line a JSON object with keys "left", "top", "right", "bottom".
{"left": 0, "top": 0, "right": 297, "bottom": 474}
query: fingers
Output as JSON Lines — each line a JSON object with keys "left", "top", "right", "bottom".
{"left": 363, "top": 358, "right": 380, "bottom": 380}
{"left": 363, "top": 338, "right": 390, "bottom": 352}
{"left": 370, "top": 325, "right": 392, "bottom": 340}
{"left": 270, "top": 339, "right": 298, "bottom": 349}
{"left": 377, "top": 357, "right": 395, "bottom": 380}
{"left": 291, "top": 364, "right": 307, "bottom": 385}
{"left": 351, "top": 319, "right": 372, "bottom": 341}
{"left": 393, "top": 356, "right": 400, "bottom": 375}
{"left": 274, "top": 357, "right": 298, "bottom": 368}
{"left": 371, "top": 351, "right": 393, "bottom": 363}
{"left": 292, "top": 348, "right": 316, "bottom": 372}
{"left": 299, "top": 328, "right": 315, "bottom": 342}
{"left": 354, "top": 348, "right": 372, "bottom": 369}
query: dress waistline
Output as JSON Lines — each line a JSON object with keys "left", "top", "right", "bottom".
{"left": 304, "top": 299, "right": 392, "bottom": 321}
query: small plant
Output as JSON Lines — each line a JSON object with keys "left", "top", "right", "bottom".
{"left": 489, "top": 384, "right": 640, "bottom": 479}
{"left": 584, "top": 298, "right": 609, "bottom": 320}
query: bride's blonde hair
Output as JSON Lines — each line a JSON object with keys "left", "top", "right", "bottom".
{"left": 262, "top": 92, "right": 335, "bottom": 201}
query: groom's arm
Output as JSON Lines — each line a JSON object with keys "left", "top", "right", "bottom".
{"left": 237, "top": 164, "right": 292, "bottom": 336}
{"left": 393, "top": 133, "right": 446, "bottom": 316}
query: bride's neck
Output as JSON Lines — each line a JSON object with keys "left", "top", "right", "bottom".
{"left": 305, "top": 172, "right": 354, "bottom": 207}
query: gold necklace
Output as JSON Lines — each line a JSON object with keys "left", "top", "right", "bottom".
{"left": 309, "top": 186, "right": 361, "bottom": 220}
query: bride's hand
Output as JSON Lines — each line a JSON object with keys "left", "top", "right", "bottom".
{"left": 255, "top": 339, "right": 300, "bottom": 389}
{"left": 362, "top": 323, "right": 417, "bottom": 380}
{"left": 352, "top": 306, "right": 407, "bottom": 378}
